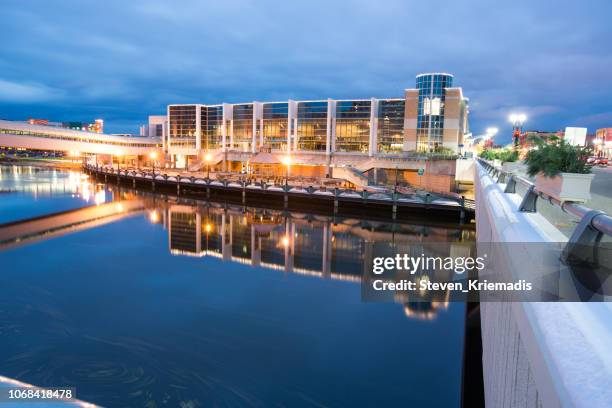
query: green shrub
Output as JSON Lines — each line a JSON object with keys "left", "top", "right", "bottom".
{"left": 497, "top": 149, "right": 518, "bottom": 163}
{"left": 479, "top": 148, "right": 518, "bottom": 163}
{"left": 524, "top": 140, "right": 591, "bottom": 177}
{"left": 479, "top": 149, "right": 497, "bottom": 160}
{"left": 434, "top": 146, "right": 455, "bottom": 155}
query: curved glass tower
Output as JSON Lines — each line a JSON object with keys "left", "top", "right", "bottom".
{"left": 416, "top": 73, "right": 453, "bottom": 152}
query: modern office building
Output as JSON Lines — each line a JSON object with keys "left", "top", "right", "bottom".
{"left": 405, "top": 73, "right": 469, "bottom": 152}
{"left": 162, "top": 73, "right": 469, "bottom": 172}
{"left": 140, "top": 115, "right": 167, "bottom": 140}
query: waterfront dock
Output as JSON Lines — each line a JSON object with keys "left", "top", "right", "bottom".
{"left": 83, "top": 164, "right": 475, "bottom": 222}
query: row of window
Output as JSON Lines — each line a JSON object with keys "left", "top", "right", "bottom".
{"left": 168, "top": 209, "right": 367, "bottom": 274}
{"left": 167, "top": 97, "right": 457, "bottom": 152}
{"left": 232, "top": 104, "right": 254, "bottom": 150}
{"left": 0, "top": 128, "right": 160, "bottom": 148}
{"left": 169, "top": 105, "right": 197, "bottom": 149}
{"left": 417, "top": 78, "right": 447, "bottom": 152}
{"left": 201, "top": 106, "right": 223, "bottom": 149}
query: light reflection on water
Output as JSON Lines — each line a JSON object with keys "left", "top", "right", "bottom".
{"left": 0, "top": 165, "right": 110, "bottom": 224}
{"left": 0, "top": 166, "right": 474, "bottom": 407}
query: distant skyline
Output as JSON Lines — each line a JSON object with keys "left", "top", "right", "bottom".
{"left": 1, "top": 0, "right": 611, "bottom": 144}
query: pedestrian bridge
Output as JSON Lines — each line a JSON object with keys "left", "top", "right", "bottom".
{"left": 476, "top": 158, "right": 612, "bottom": 407}
{"left": 0, "top": 119, "right": 161, "bottom": 156}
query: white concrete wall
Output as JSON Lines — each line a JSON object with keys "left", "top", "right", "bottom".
{"left": 475, "top": 161, "right": 612, "bottom": 408}
{"left": 455, "top": 158, "right": 474, "bottom": 183}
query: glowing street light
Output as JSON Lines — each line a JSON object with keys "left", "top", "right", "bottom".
{"left": 509, "top": 114, "right": 527, "bottom": 126}
{"left": 281, "top": 235, "right": 290, "bottom": 248}
{"left": 149, "top": 210, "right": 160, "bottom": 223}
{"left": 281, "top": 156, "right": 291, "bottom": 187}
{"left": 486, "top": 127, "right": 499, "bottom": 138}
{"left": 149, "top": 151, "right": 158, "bottom": 174}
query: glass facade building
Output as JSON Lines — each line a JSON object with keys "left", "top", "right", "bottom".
{"left": 297, "top": 101, "right": 327, "bottom": 151}
{"left": 262, "top": 102, "right": 288, "bottom": 151}
{"left": 232, "top": 104, "right": 254, "bottom": 152}
{"left": 335, "top": 100, "right": 371, "bottom": 153}
{"left": 169, "top": 211, "right": 198, "bottom": 255}
{"left": 201, "top": 105, "right": 223, "bottom": 150}
{"left": 168, "top": 105, "right": 197, "bottom": 149}
{"left": 377, "top": 99, "right": 405, "bottom": 153}
{"left": 416, "top": 73, "right": 453, "bottom": 152}
{"left": 164, "top": 73, "right": 469, "bottom": 164}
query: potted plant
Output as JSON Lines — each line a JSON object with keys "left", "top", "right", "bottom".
{"left": 498, "top": 149, "right": 523, "bottom": 173}
{"left": 479, "top": 149, "right": 500, "bottom": 167}
{"left": 524, "top": 140, "right": 593, "bottom": 202}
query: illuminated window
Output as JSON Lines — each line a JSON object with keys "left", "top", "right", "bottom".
{"left": 297, "top": 102, "right": 327, "bottom": 151}
{"left": 263, "top": 103, "right": 288, "bottom": 151}
{"left": 335, "top": 101, "right": 371, "bottom": 153}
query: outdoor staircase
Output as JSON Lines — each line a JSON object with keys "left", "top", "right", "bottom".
{"left": 188, "top": 161, "right": 203, "bottom": 172}
{"left": 332, "top": 166, "right": 370, "bottom": 188}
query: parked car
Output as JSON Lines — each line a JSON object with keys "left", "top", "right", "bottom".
{"left": 587, "top": 156, "right": 608, "bottom": 166}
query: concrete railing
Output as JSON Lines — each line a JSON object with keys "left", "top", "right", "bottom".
{"left": 475, "top": 160, "right": 612, "bottom": 408}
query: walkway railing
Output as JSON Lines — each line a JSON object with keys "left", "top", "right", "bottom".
{"left": 477, "top": 158, "right": 612, "bottom": 262}
{"left": 84, "top": 164, "right": 474, "bottom": 216}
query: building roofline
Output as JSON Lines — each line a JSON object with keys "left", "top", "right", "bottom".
{"left": 168, "top": 97, "right": 406, "bottom": 109}
{"left": 416, "top": 72, "right": 455, "bottom": 78}
{"left": 0, "top": 119, "right": 159, "bottom": 144}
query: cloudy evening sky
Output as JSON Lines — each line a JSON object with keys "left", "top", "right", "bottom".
{"left": 1, "top": 0, "right": 611, "bottom": 142}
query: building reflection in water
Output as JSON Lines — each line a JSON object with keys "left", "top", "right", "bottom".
{"left": 161, "top": 201, "right": 475, "bottom": 320}
{"left": 0, "top": 165, "right": 475, "bottom": 321}
{"left": 0, "top": 165, "right": 103, "bottom": 201}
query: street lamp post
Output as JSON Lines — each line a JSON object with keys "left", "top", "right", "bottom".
{"left": 205, "top": 153, "right": 212, "bottom": 180}
{"left": 509, "top": 114, "right": 527, "bottom": 147}
{"left": 149, "top": 151, "right": 158, "bottom": 175}
{"left": 395, "top": 165, "right": 399, "bottom": 188}
{"left": 485, "top": 127, "right": 499, "bottom": 148}
{"left": 281, "top": 156, "right": 291, "bottom": 188}
{"left": 115, "top": 151, "right": 123, "bottom": 174}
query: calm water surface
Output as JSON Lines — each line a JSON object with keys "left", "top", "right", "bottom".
{"left": 0, "top": 165, "right": 474, "bottom": 407}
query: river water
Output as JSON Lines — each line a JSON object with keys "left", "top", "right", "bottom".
{"left": 0, "top": 165, "right": 474, "bottom": 407}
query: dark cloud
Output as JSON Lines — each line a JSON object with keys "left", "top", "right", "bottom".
{"left": 1, "top": 0, "right": 611, "bottom": 142}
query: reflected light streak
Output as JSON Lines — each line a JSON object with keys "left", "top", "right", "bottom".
{"left": 94, "top": 189, "right": 106, "bottom": 205}
{"left": 281, "top": 235, "right": 290, "bottom": 247}
{"left": 149, "top": 210, "right": 160, "bottom": 223}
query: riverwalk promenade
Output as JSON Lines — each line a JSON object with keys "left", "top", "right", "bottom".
{"left": 83, "top": 163, "right": 475, "bottom": 222}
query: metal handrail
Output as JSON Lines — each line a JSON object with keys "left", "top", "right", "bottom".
{"left": 85, "top": 163, "right": 473, "bottom": 213}
{"left": 477, "top": 157, "right": 612, "bottom": 264}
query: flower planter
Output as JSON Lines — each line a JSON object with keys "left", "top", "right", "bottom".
{"left": 493, "top": 159, "right": 502, "bottom": 168}
{"left": 535, "top": 172, "right": 594, "bottom": 203}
